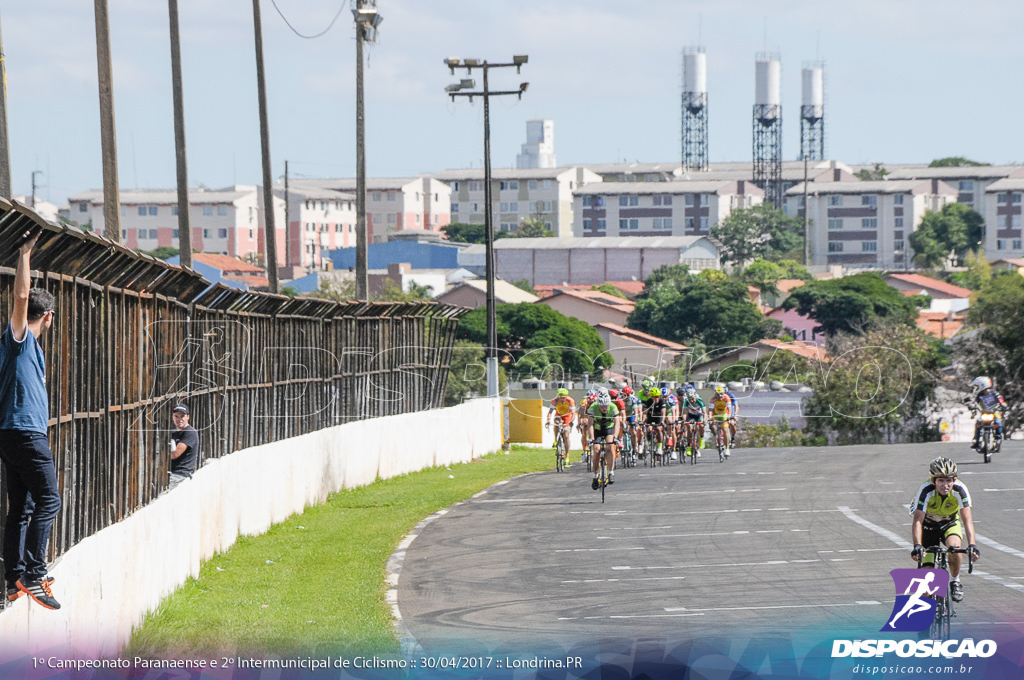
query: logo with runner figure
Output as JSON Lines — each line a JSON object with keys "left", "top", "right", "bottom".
{"left": 881, "top": 568, "right": 949, "bottom": 632}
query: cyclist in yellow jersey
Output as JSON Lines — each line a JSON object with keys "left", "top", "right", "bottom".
{"left": 909, "top": 457, "right": 979, "bottom": 603}
{"left": 546, "top": 388, "right": 576, "bottom": 461}
{"left": 708, "top": 386, "right": 733, "bottom": 456}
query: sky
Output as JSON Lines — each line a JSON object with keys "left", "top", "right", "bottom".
{"left": 5, "top": 0, "right": 1024, "bottom": 207}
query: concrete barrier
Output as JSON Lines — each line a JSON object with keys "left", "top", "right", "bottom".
{"left": 0, "top": 398, "right": 502, "bottom": 660}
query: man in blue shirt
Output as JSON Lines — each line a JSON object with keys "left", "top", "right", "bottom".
{"left": 0, "top": 231, "right": 61, "bottom": 610}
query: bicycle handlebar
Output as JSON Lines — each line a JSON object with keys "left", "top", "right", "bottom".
{"left": 916, "top": 545, "right": 975, "bottom": 574}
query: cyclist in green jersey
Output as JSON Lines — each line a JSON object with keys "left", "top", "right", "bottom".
{"left": 909, "top": 457, "right": 980, "bottom": 603}
{"left": 587, "top": 389, "right": 620, "bottom": 489}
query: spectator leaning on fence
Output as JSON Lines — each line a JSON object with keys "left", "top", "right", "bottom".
{"left": 168, "top": 403, "right": 200, "bottom": 490}
{"left": 0, "top": 231, "right": 62, "bottom": 610}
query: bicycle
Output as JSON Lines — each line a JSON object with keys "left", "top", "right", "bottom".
{"left": 552, "top": 420, "right": 572, "bottom": 472}
{"left": 916, "top": 545, "right": 974, "bottom": 641}
{"left": 620, "top": 428, "right": 637, "bottom": 468}
{"left": 590, "top": 439, "right": 616, "bottom": 503}
{"left": 685, "top": 420, "right": 703, "bottom": 465}
{"left": 712, "top": 415, "right": 730, "bottom": 462}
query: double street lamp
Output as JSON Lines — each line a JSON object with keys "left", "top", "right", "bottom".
{"left": 445, "top": 55, "right": 528, "bottom": 398}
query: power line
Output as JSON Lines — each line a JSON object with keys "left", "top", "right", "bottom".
{"left": 269, "top": 0, "right": 349, "bottom": 39}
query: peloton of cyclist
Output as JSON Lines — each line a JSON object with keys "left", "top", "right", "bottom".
{"left": 586, "top": 388, "right": 620, "bottom": 489}
{"left": 909, "top": 457, "right": 980, "bottom": 603}
{"left": 545, "top": 387, "right": 576, "bottom": 462}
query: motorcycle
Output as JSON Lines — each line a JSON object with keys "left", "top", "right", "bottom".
{"left": 972, "top": 410, "right": 1000, "bottom": 464}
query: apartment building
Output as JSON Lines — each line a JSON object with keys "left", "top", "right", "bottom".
{"left": 273, "top": 184, "right": 356, "bottom": 272}
{"left": 982, "top": 178, "right": 1024, "bottom": 258}
{"left": 289, "top": 177, "right": 451, "bottom": 244}
{"left": 67, "top": 186, "right": 285, "bottom": 262}
{"left": 572, "top": 180, "right": 764, "bottom": 238}
{"left": 788, "top": 179, "right": 957, "bottom": 268}
{"left": 433, "top": 166, "right": 600, "bottom": 237}
{"left": 885, "top": 164, "right": 1024, "bottom": 219}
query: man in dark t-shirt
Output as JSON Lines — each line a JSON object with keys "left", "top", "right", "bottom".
{"left": 169, "top": 403, "right": 200, "bottom": 490}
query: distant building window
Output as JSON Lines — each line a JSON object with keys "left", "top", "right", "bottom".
{"left": 583, "top": 219, "right": 592, "bottom": 229}
{"left": 1014, "top": 193, "right": 1023, "bottom": 204}
{"left": 218, "top": 228, "right": 227, "bottom": 238}
{"left": 1014, "top": 215, "right": 1023, "bottom": 228}
{"left": 628, "top": 196, "right": 638, "bottom": 206}
{"left": 893, "top": 194, "right": 904, "bottom": 205}
{"left": 653, "top": 218, "right": 672, "bottom": 230}
{"left": 452, "top": 203, "right": 459, "bottom": 213}
{"left": 78, "top": 203, "right": 88, "bottom": 213}
{"left": 997, "top": 240, "right": 1007, "bottom": 250}
{"left": 829, "top": 195, "right": 843, "bottom": 206}
{"left": 959, "top": 181, "right": 974, "bottom": 191}
{"left": 862, "top": 241, "right": 877, "bottom": 252}
{"left": 203, "top": 229, "right": 210, "bottom": 238}
{"left": 543, "top": 180, "right": 552, "bottom": 189}
{"left": 619, "top": 196, "right": 629, "bottom": 207}
{"left": 510, "top": 202, "right": 518, "bottom": 212}
{"left": 861, "top": 218, "right": 878, "bottom": 229}
{"left": 1015, "top": 239, "right": 1023, "bottom": 250}
{"left": 663, "top": 195, "right": 672, "bottom": 205}
{"left": 894, "top": 217, "right": 904, "bottom": 227}
{"left": 373, "top": 192, "right": 381, "bottom": 201}
{"left": 828, "top": 241, "right": 843, "bottom": 252}
{"left": 452, "top": 181, "right": 459, "bottom": 191}
{"left": 172, "top": 206, "right": 178, "bottom": 216}
{"left": 138, "top": 206, "right": 147, "bottom": 216}
{"left": 894, "top": 240, "right": 904, "bottom": 252}
{"left": 828, "top": 218, "right": 843, "bottom": 230}
{"left": 528, "top": 180, "right": 538, "bottom": 190}
{"left": 149, "top": 206, "right": 157, "bottom": 216}
{"left": 997, "top": 192, "right": 1008, "bottom": 204}
{"left": 121, "top": 230, "right": 126, "bottom": 239}
{"left": 173, "top": 229, "right": 179, "bottom": 239}
{"left": 700, "top": 217, "right": 709, "bottom": 229}
{"left": 203, "top": 206, "right": 213, "bottom": 216}
{"left": 862, "top": 195, "right": 877, "bottom": 207}
{"left": 218, "top": 205, "right": 227, "bottom": 216}
{"left": 598, "top": 219, "right": 607, "bottom": 230}
{"left": 685, "top": 194, "right": 695, "bottom": 206}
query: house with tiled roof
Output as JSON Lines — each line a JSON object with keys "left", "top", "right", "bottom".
{"left": 166, "top": 252, "right": 269, "bottom": 291}
{"left": 916, "top": 311, "right": 966, "bottom": 341}
{"left": 884, "top": 273, "right": 972, "bottom": 313}
{"left": 533, "top": 281, "right": 644, "bottom": 300}
{"left": 594, "top": 323, "right": 687, "bottom": 384}
{"left": 536, "top": 287, "right": 635, "bottom": 327}
{"left": 435, "top": 279, "right": 539, "bottom": 309}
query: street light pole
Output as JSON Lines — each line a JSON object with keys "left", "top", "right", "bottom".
{"left": 446, "top": 56, "right": 528, "bottom": 398}
{"left": 353, "top": 1, "right": 382, "bottom": 301}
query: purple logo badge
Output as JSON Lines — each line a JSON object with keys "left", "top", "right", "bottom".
{"left": 881, "top": 568, "right": 949, "bottom": 632}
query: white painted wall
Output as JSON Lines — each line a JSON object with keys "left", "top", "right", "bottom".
{"left": 0, "top": 398, "right": 502, "bottom": 659}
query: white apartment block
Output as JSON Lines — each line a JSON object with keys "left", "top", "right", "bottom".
{"left": 983, "top": 178, "right": 1024, "bottom": 258}
{"left": 434, "top": 166, "right": 599, "bottom": 237}
{"left": 572, "top": 180, "right": 764, "bottom": 238}
{"left": 67, "top": 186, "right": 285, "bottom": 262}
{"left": 290, "top": 177, "right": 451, "bottom": 244}
{"left": 789, "top": 179, "right": 957, "bottom": 268}
{"left": 885, "top": 165, "right": 1024, "bottom": 220}
{"left": 273, "top": 184, "right": 356, "bottom": 272}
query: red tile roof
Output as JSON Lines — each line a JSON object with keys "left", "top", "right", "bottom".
{"left": 544, "top": 287, "right": 636, "bottom": 312}
{"left": 916, "top": 311, "right": 965, "bottom": 339}
{"left": 192, "top": 253, "right": 267, "bottom": 275}
{"left": 753, "top": 338, "right": 829, "bottom": 362}
{"left": 595, "top": 322, "right": 688, "bottom": 351}
{"left": 887, "top": 273, "right": 973, "bottom": 299}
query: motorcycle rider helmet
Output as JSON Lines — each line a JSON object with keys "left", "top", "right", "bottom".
{"left": 971, "top": 376, "right": 992, "bottom": 393}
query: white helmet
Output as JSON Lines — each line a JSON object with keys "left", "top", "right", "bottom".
{"left": 596, "top": 391, "right": 611, "bottom": 407}
{"left": 971, "top": 376, "right": 992, "bottom": 393}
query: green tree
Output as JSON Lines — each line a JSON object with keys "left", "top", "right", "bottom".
{"left": 909, "top": 203, "right": 985, "bottom": 268}
{"left": 456, "top": 303, "right": 608, "bottom": 380}
{"left": 629, "top": 264, "right": 773, "bottom": 348}
{"left": 591, "top": 283, "right": 628, "bottom": 299}
{"left": 711, "top": 204, "right": 805, "bottom": 266}
{"left": 443, "top": 341, "right": 507, "bottom": 406}
{"left": 442, "top": 222, "right": 486, "bottom": 244}
{"left": 514, "top": 217, "right": 553, "bottom": 238}
{"left": 804, "top": 321, "right": 944, "bottom": 444}
{"left": 144, "top": 246, "right": 181, "bottom": 260}
{"left": 740, "top": 258, "right": 786, "bottom": 295}
{"left": 929, "top": 157, "right": 989, "bottom": 168}
{"left": 510, "top": 279, "right": 536, "bottom": 295}
{"left": 781, "top": 272, "right": 918, "bottom": 336}
{"left": 376, "top": 279, "right": 434, "bottom": 302}
{"left": 957, "top": 273, "right": 1024, "bottom": 434}
{"left": 308, "top": 276, "right": 356, "bottom": 302}
{"left": 855, "top": 163, "right": 889, "bottom": 181}
{"left": 775, "top": 259, "right": 813, "bottom": 281}
{"left": 946, "top": 249, "right": 992, "bottom": 291}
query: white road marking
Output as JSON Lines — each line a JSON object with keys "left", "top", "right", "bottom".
{"left": 555, "top": 547, "right": 646, "bottom": 552}
{"left": 982, "top": 488, "right": 1024, "bottom": 492}
{"left": 665, "top": 601, "right": 882, "bottom": 613}
{"left": 611, "top": 558, "right": 821, "bottom": 571}
{"left": 561, "top": 576, "right": 686, "bottom": 584}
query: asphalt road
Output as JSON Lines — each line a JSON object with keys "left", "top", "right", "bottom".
{"left": 395, "top": 441, "right": 1024, "bottom": 656}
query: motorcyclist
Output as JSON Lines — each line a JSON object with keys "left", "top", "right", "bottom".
{"left": 963, "top": 376, "right": 1008, "bottom": 453}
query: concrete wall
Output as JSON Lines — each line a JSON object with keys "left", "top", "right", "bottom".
{"left": 0, "top": 398, "right": 502, "bottom": 659}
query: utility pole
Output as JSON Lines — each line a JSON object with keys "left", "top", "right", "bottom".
{"left": 252, "top": 0, "right": 279, "bottom": 293}
{"left": 0, "top": 9, "right": 11, "bottom": 198}
{"left": 284, "top": 159, "right": 290, "bottom": 270}
{"left": 445, "top": 56, "right": 529, "bottom": 398}
{"left": 94, "top": 0, "right": 121, "bottom": 242}
{"left": 31, "top": 170, "right": 42, "bottom": 208}
{"left": 168, "top": 0, "right": 192, "bottom": 267}
{"left": 353, "top": 1, "right": 382, "bottom": 300}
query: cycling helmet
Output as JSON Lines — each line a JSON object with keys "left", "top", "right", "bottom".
{"left": 556, "top": 387, "right": 569, "bottom": 397}
{"left": 928, "top": 457, "right": 958, "bottom": 479}
{"left": 621, "top": 386, "right": 633, "bottom": 396}
{"left": 971, "top": 376, "right": 992, "bottom": 393}
{"left": 660, "top": 387, "right": 670, "bottom": 397}
{"left": 642, "top": 379, "right": 652, "bottom": 390}
{"left": 685, "top": 387, "right": 697, "bottom": 401}
{"left": 715, "top": 385, "right": 725, "bottom": 394}
{"left": 608, "top": 389, "right": 619, "bottom": 398}
{"left": 675, "top": 386, "right": 686, "bottom": 396}
{"left": 596, "top": 392, "right": 611, "bottom": 407}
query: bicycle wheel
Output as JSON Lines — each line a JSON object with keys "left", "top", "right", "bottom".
{"left": 555, "top": 435, "right": 565, "bottom": 472}
{"left": 929, "top": 597, "right": 951, "bottom": 640}
{"left": 600, "top": 452, "right": 607, "bottom": 504}
{"left": 717, "top": 426, "right": 726, "bottom": 462}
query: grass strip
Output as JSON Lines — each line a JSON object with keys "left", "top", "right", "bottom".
{"left": 125, "top": 445, "right": 565, "bottom": 658}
